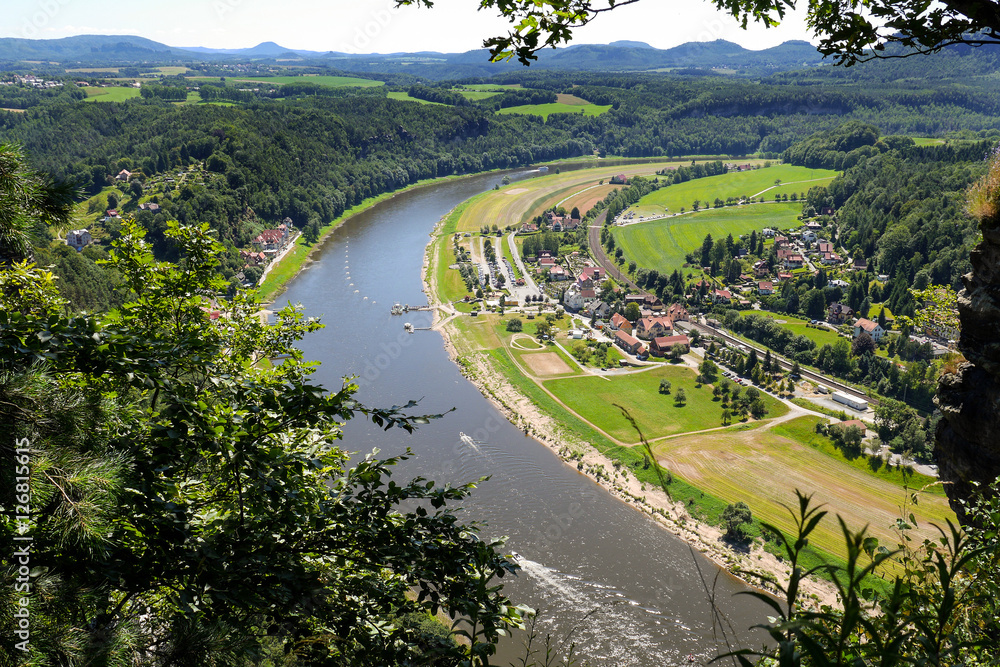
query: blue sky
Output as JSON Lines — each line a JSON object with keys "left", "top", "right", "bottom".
{"left": 2, "top": 0, "right": 816, "bottom": 54}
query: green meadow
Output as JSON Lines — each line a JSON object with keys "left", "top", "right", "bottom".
{"left": 497, "top": 102, "right": 612, "bottom": 120}
{"left": 627, "top": 164, "right": 837, "bottom": 216}
{"left": 543, "top": 365, "right": 787, "bottom": 443}
{"left": 613, "top": 202, "right": 802, "bottom": 274}
{"left": 83, "top": 87, "right": 142, "bottom": 102}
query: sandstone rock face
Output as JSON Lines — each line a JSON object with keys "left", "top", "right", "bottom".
{"left": 935, "top": 227, "right": 1000, "bottom": 519}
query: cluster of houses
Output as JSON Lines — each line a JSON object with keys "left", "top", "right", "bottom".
{"left": 519, "top": 209, "right": 582, "bottom": 235}
{"left": 610, "top": 302, "right": 691, "bottom": 360}
{"left": 1, "top": 74, "right": 62, "bottom": 89}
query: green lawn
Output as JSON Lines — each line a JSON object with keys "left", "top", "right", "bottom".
{"left": 83, "top": 87, "right": 142, "bottom": 102}
{"left": 544, "top": 365, "right": 787, "bottom": 443}
{"left": 496, "top": 102, "right": 612, "bottom": 120}
{"left": 387, "top": 91, "right": 446, "bottom": 105}
{"left": 613, "top": 202, "right": 802, "bottom": 274}
{"left": 752, "top": 311, "right": 847, "bottom": 348}
{"left": 455, "top": 89, "right": 502, "bottom": 100}
{"left": 627, "top": 165, "right": 837, "bottom": 217}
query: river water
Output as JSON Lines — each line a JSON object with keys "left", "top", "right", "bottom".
{"left": 278, "top": 167, "right": 769, "bottom": 666}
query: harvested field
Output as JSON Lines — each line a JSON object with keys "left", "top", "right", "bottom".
{"left": 522, "top": 352, "right": 574, "bottom": 376}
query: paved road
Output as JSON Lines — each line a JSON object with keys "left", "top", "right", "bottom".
{"left": 586, "top": 210, "right": 640, "bottom": 290}
{"left": 506, "top": 231, "right": 541, "bottom": 302}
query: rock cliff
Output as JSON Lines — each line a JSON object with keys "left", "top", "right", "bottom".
{"left": 935, "top": 159, "right": 1000, "bottom": 520}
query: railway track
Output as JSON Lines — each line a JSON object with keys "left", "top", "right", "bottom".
{"left": 679, "top": 320, "right": 879, "bottom": 407}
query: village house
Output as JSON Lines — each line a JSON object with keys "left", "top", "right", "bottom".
{"left": 66, "top": 229, "right": 91, "bottom": 251}
{"left": 828, "top": 302, "right": 854, "bottom": 324}
{"left": 577, "top": 266, "right": 604, "bottom": 284}
{"left": 519, "top": 222, "right": 538, "bottom": 234}
{"left": 240, "top": 249, "right": 268, "bottom": 266}
{"left": 116, "top": 169, "right": 131, "bottom": 182}
{"left": 666, "top": 303, "right": 689, "bottom": 322}
{"left": 548, "top": 265, "right": 568, "bottom": 281}
{"left": 624, "top": 293, "right": 663, "bottom": 311}
{"left": 712, "top": 289, "right": 732, "bottom": 304}
{"left": 635, "top": 316, "right": 673, "bottom": 340}
{"left": 610, "top": 312, "right": 632, "bottom": 333}
{"left": 610, "top": 173, "right": 628, "bottom": 185}
{"left": 853, "top": 317, "right": 886, "bottom": 342}
{"left": 753, "top": 261, "right": 771, "bottom": 278}
{"left": 783, "top": 253, "right": 805, "bottom": 269}
{"left": 613, "top": 329, "right": 642, "bottom": 355}
{"left": 802, "top": 230, "right": 817, "bottom": 243}
{"left": 758, "top": 281, "right": 774, "bottom": 295}
{"left": 563, "top": 283, "right": 595, "bottom": 311}
{"left": 852, "top": 256, "right": 868, "bottom": 271}
{"left": 138, "top": 202, "right": 160, "bottom": 212}
{"left": 586, "top": 301, "right": 612, "bottom": 320}
{"left": 105, "top": 209, "right": 119, "bottom": 219}
{"left": 777, "top": 272, "right": 793, "bottom": 281}
{"left": 651, "top": 334, "right": 691, "bottom": 357}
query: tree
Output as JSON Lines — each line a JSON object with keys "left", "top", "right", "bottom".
{"left": 506, "top": 317, "right": 523, "bottom": 332}
{"left": 674, "top": 388, "right": 687, "bottom": 406}
{"left": 671, "top": 342, "right": 688, "bottom": 360}
{"left": 699, "top": 358, "right": 719, "bottom": 383}
{"left": 624, "top": 302, "right": 641, "bottom": 322}
{"left": 413, "top": 0, "right": 1000, "bottom": 67}
{"left": 721, "top": 502, "right": 753, "bottom": 543}
{"left": 570, "top": 206, "right": 580, "bottom": 219}
{"left": 852, "top": 331, "right": 876, "bottom": 356}
{"left": 659, "top": 379, "right": 672, "bottom": 395}
{"left": 0, "top": 143, "right": 75, "bottom": 264}
{"left": 0, "top": 221, "right": 526, "bottom": 665}
{"left": 535, "top": 319, "right": 552, "bottom": 337}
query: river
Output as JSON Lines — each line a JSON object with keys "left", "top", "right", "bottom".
{"left": 277, "top": 167, "right": 770, "bottom": 666}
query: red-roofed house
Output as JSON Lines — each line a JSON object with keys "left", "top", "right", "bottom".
{"left": 635, "top": 316, "right": 673, "bottom": 340}
{"left": 651, "top": 335, "right": 690, "bottom": 357}
{"left": 712, "top": 289, "right": 732, "bottom": 304}
{"left": 610, "top": 312, "right": 632, "bottom": 334}
{"left": 758, "top": 281, "right": 774, "bottom": 295}
{"left": 853, "top": 318, "right": 885, "bottom": 342}
{"left": 666, "top": 303, "right": 689, "bottom": 322}
{"left": 828, "top": 420, "right": 868, "bottom": 436}
{"left": 614, "top": 329, "right": 642, "bottom": 355}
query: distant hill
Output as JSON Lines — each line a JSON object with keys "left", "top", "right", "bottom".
{"left": 2, "top": 33, "right": 996, "bottom": 81}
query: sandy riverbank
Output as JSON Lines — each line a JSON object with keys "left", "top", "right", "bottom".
{"left": 421, "top": 215, "right": 838, "bottom": 608}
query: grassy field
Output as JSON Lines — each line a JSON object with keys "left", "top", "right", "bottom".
{"left": 455, "top": 89, "right": 502, "bottom": 100}
{"left": 83, "top": 87, "right": 142, "bottom": 102}
{"left": 613, "top": 202, "right": 802, "bottom": 274}
{"left": 157, "top": 66, "right": 189, "bottom": 75}
{"left": 497, "top": 101, "right": 612, "bottom": 120}
{"left": 752, "top": 311, "right": 847, "bottom": 348}
{"left": 626, "top": 165, "right": 837, "bottom": 217}
{"left": 387, "top": 91, "right": 446, "bottom": 105}
{"left": 651, "top": 415, "right": 954, "bottom": 564}
{"left": 543, "top": 365, "right": 788, "bottom": 443}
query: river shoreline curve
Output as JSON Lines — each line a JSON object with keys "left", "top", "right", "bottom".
{"left": 421, "top": 203, "right": 837, "bottom": 608}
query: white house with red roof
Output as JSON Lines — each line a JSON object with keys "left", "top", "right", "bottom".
{"left": 853, "top": 317, "right": 885, "bottom": 342}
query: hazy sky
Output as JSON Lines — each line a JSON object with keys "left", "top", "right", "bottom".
{"left": 3, "top": 0, "right": 816, "bottom": 54}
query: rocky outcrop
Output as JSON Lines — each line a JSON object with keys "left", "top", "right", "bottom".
{"left": 935, "top": 225, "right": 1000, "bottom": 520}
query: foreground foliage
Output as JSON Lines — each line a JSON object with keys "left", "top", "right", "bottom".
{"left": 0, "top": 220, "right": 526, "bottom": 665}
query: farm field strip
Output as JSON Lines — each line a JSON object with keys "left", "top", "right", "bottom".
{"left": 83, "top": 87, "right": 142, "bottom": 102}
{"left": 387, "top": 91, "right": 446, "bottom": 105}
{"left": 455, "top": 161, "right": 696, "bottom": 232}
